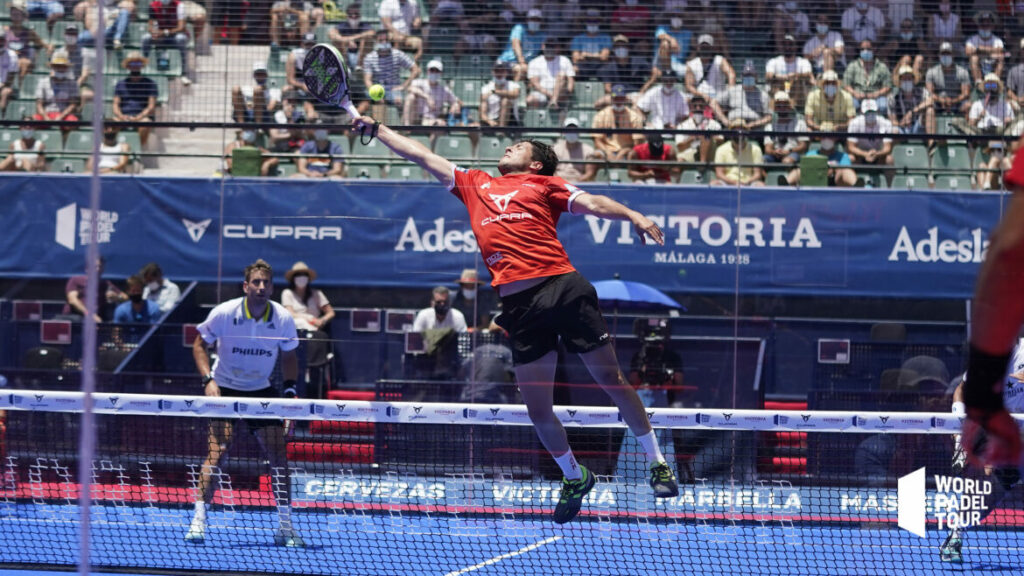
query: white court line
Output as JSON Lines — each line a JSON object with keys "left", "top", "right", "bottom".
{"left": 442, "top": 536, "right": 562, "bottom": 576}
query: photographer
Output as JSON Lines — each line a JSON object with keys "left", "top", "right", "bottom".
{"left": 628, "top": 318, "right": 685, "bottom": 408}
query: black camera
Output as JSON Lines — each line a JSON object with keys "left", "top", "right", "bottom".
{"left": 634, "top": 317, "right": 671, "bottom": 342}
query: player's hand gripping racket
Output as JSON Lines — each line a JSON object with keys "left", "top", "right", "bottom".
{"left": 302, "top": 43, "right": 378, "bottom": 144}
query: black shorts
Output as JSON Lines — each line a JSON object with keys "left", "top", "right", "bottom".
{"left": 498, "top": 271, "right": 610, "bottom": 365}
{"left": 214, "top": 386, "right": 281, "bottom": 432}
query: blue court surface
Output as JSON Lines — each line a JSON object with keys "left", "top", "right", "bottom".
{"left": 1, "top": 503, "right": 1022, "bottom": 576}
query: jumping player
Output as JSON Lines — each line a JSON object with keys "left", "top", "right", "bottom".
{"left": 185, "top": 259, "right": 305, "bottom": 547}
{"left": 351, "top": 115, "right": 679, "bottom": 523}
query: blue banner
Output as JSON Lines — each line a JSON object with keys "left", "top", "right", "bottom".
{"left": 0, "top": 175, "right": 1006, "bottom": 298}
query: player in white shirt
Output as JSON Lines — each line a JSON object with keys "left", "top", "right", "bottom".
{"left": 942, "top": 338, "right": 1024, "bottom": 562}
{"left": 184, "top": 259, "right": 304, "bottom": 548}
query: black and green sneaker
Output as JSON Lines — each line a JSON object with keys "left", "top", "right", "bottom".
{"left": 940, "top": 532, "right": 962, "bottom": 563}
{"left": 650, "top": 461, "right": 679, "bottom": 498}
{"left": 553, "top": 465, "right": 596, "bottom": 524}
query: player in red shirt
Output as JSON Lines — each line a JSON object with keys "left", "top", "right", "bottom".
{"left": 353, "top": 115, "right": 679, "bottom": 523}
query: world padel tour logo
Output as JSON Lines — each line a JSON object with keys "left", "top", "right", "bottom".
{"left": 897, "top": 467, "right": 992, "bottom": 537}
{"left": 55, "top": 203, "right": 119, "bottom": 250}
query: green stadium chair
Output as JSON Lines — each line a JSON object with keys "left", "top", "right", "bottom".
{"left": 679, "top": 168, "right": 707, "bottom": 185}
{"left": 32, "top": 130, "right": 62, "bottom": 150}
{"left": 889, "top": 174, "right": 929, "bottom": 190}
{"left": 355, "top": 133, "right": 392, "bottom": 158}
{"left": 17, "top": 74, "right": 40, "bottom": 100}
{"left": 573, "top": 81, "right": 603, "bottom": 107}
{"left": 452, "top": 78, "right": 483, "bottom": 106}
{"left": 604, "top": 167, "right": 625, "bottom": 183}
{"left": 455, "top": 54, "right": 492, "bottom": 78}
{"left": 570, "top": 108, "right": 595, "bottom": 128}
{"left": 765, "top": 168, "right": 791, "bottom": 186}
{"left": 798, "top": 155, "right": 828, "bottom": 187}
{"left": 347, "top": 161, "right": 387, "bottom": 179}
{"left": 126, "top": 21, "right": 149, "bottom": 47}
{"left": 933, "top": 173, "right": 973, "bottom": 191}
{"left": 931, "top": 144, "right": 972, "bottom": 172}
{"left": 433, "top": 134, "right": 473, "bottom": 161}
{"left": 49, "top": 157, "right": 86, "bottom": 174}
{"left": 523, "top": 108, "right": 555, "bottom": 128}
{"left": 390, "top": 163, "right": 426, "bottom": 180}
{"left": 275, "top": 161, "right": 299, "bottom": 177}
{"left": 477, "top": 135, "right": 509, "bottom": 160}
{"left": 892, "top": 143, "right": 930, "bottom": 171}
{"left": 328, "top": 136, "right": 351, "bottom": 156}
{"left": 268, "top": 47, "right": 290, "bottom": 76}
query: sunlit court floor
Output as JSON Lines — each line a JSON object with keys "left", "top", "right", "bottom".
{"left": 1, "top": 503, "right": 1022, "bottom": 576}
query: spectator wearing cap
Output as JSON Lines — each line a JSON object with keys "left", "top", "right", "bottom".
{"left": 553, "top": 116, "right": 604, "bottom": 183}
{"left": 142, "top": 0, "right": 192, "bottom": 86}
{"left": 404, "top": 59, "right": 461, "bottom": 128}
{"left": 684, "top": 34, "right": 735, "bottom": 105}
{"left": 113, "top": 52, "right": 158, "bottom": 147}
{"left": 637, "top": 69, "right": 688, "bottom": 129}
{"left": 595, "top": 35, "right": 656, "bottom": 109}
{"left": 718, "top": 62, "right": 771, "bottom": 131}
{"left": 977, "top": 138, "right": 1012, "bottom": 190}
{"left": 883, "top": 18, "right": 926, "bottom": 86}
{"left": 804, "top": 13, "right": 846, "bottom": 76}
{"left": 763, "top": 91, "right": 809, "bottom": 185}
{"left": 329, "top": 3, "right": 375, "bottom": 72}
{"left": 654, "top": 9, "right": 692, "bottom": 79}
{"left": 627, "top": 133, "right": 677, "bottom": 184}
{"left": 802, "top": 122, "right": 858, "bottom": 187}
{"left": 294, "top": 126, "right": 345, "bottom": 178}
{"left": 378, "top": 0, "right": 423, "bottom": 62}
{"left": 361, "top": 29, "right": 418, "bottom": 113}
{"left": 840, "top": 0, "right": 886, "bottom": 49}
{"left": 269, "top": 94, "right": 312, "bottom": 153}
{"left": 270, "top": 0, "right": 312, "bottom": 49}
{"left": 592, "top": 84, "right": 645, "bottom": 161}
{"left": 960, "top": 73, "right": 1014, "bottom": 137}
{"left": 805, "top": 70, "right": 856, "bottom": 131}
{"left": 571, "top": 9, "right": 612, "bottom": 81}
{"left": 926, "top": 42, "right": 971, "bottom": 115}
{"left": 60, "top": 24, "right": 92, "bottom": 112}
{"left": 843, "top": 39, "right": 891, "bottom": 115}
{"left": 689, "top": 1, "right": 729, "bottom": 57}
{"left": 285, "top": 33, "right": 316, "bottom": 102}
{"left": 480, "top": 61, "right": 520, "bottom": 129}
{"left": 526, "top": 38, "right": 575, "bottom": 111}
{"left": 74, "top": 0, "right": 134, "bottom": 51}
{"left": 452, "top": 268, "right": 497, "bottom": 331}
{"left": 712, "top": 118, "right": 765, "bottom": 187}
{"left": 232, "top": 61, "right": 282, "bottom": 125}
{"left": 496, "top": 8, "right": 547, "bottom": 81}
{"left": 928, "top": 1, "right": 962, "bottom": 55}
{"left": 0, "top": 37, "right": 16, "bottom": 118}
{"left": 846, "top": 99, "right": 894, "bottom": 171}
{"left": 6, "top": 1, "right": 52, "bottom": 81}
{"left": 888, "top": 65, "right": 935, "bottom": 142}
{"left": 675, "top": 92, "right": 723, "bottom": 165}
{"left": 966, "top": 11, "right": 1004, "bottom": 88}
{"left": 767, "top": 34, "right": 814, "bottom": 110}
{"left": 771, "top": 1, "right": 810, "bottom": 54}
{"left": 34, "top": 49, "right": 79, "bottom": 141}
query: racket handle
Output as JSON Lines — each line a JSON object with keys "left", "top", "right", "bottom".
{"left": 342, "top": 100, "right": 360, "bottom": 119}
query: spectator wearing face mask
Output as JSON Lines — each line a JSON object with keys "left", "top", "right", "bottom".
{"left": 281, "top": 262, "right": 334, "bottom": 333}
{"left": 766, "top": 34, "right": 814, "bottom": 111}
{"left": 801, "top": 122, "right": 858, "bottom": 187}
{"left": 404, "top": 59, "right": 461, "bottom": 126}
{"left": 959, "top": 73, "right": 1015, "bottom": 136}
{"left": 805, "top": 70, "right": 856, "bottom": 131}
{"left": 85, "top": 121, "right": 132, "bottom": 174}
{"left": 840, "top": 0, "right": 886, "bottom": 48}
{"left": 451, "top": 268, "right": 496, "bottom": 331}
{"left": 496, "top": 8, "right": 547, "bottom": 82}
{"left": 928, "top": 1, "right": 962, "bottom": 55}
{"left": 595, "top": 35, "right": 655, "bottom": 109}
{"left": 771, "top": 1, "right": 809, "bottom": 54}
{"left": 378, "top": 0, "right": 423, "bottom": 62}
{"left": 232, "top": 62, "right": 282, "bottom": 125}
{"left": 684, "top": 34, "right": 735, "bottom": 106}
{"left": 571, "top": 9, "right": 612, "bottom": 82}
{"left": 480, "top": 60, "right": 521, "bottom": 129}
{"left": 140, "top": 262, "right": 180, "bottom": 315}
{"left": 592, "top": 84, "right": 645, "bottom": 161}
{"left": 5, "top": 1, "right": 52, "bottom": 83}
{"left": 222, "top": 129, "right": 278, "bottom": 177}
{"left": 114, "top": 275, "right": 161, "bottom": 325}
{"left": 142, "top": 0, "right": 192, "bottom": 86}
{"left": 763, "top": 91, "right": 809, "bottom": 186}
{"left": 712, "top": 118, "right": 765, "bottom": 187}
{"left": 654, "top": 9, "right": 691, "bottom": 79}
{"left": 803, "top": 13, "right": 846, "bottom": 76}
{"left": 977, "top": 139, "right": 1011, "bottom": 190}
{"left": 0, "top": 117, "right": 45, "bottom": 172}
{"left": 887, "top": 66, "right": 935, "bottom": 141}
{"left": 843, "top": 39, "right": 890, "bottom": 115}
{"left": 1007, "top": 40, "right": 1024, "bottom": 114}
{"left": 846, "top": 98, "right": 894, "bottom": 170}
{"left": 674, "top": 93, "right": 723, "bottom": 165}
{"left": 294, "top": 127, "right": 345, "bottom": 178}
{"left": 883, "top": 18, "right": 926, "bottom": 86}
{"left": 926, "top": 42, "right": 971, "bottom": 115}
{"left": 113, "top": 52, "right": 158, "bottom": 147}
{"left": 611, "top": 0, "right": 651, "bottom": 48}
{"left": 636, "top": 69, "right": 688, "bottom": 130}
{"left": 553, "top": 117, "right": 604, "bottom": 183}
{"left": 329, "top": 3, "right": 375, "bottom": 72}
{"left": 361, "top": 28, "right": 418, "bottom": 113}
{"left": 966, "top": 12, "right": 1005, "bottom": 89}
{"left": 412, "top": 286, "right": 467, "bottom": 332}
{"left": 34, "top": 49, "right": 79, "bottom": 141}
{"left": 526, "top": 38, "right": 574, "bottom": 111}
{"left": 627, "top": 133, "right": 677, "bottom": 184}
{"left": 719, "top": 62, "right": 771, "bottom": 131}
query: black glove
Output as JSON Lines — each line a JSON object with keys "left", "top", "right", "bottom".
{"left": 282, "top": 380, "right": 298, "bottom": 399}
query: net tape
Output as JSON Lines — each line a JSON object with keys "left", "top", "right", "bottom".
{"left": 0, "top": 391, "right": 1003, "bottom": 433}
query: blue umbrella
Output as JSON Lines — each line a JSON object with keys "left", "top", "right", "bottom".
{"left": 592, "top": 279, "right": 684, "bottom": 310}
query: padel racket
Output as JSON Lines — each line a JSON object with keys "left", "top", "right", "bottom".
{"left": 302, "top": 43, "right": 378, "bottom": 143}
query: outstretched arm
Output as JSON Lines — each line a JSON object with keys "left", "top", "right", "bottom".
{"left": 352, "top": 116, "right": 456, "bottom": 187}
{"left": 571, "top": 193, "right": 665, "bottom": 246}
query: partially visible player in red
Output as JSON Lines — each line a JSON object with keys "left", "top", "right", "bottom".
{"left": 352, "top": 115, "right": 679, "bottom": 524}
{"left": 962, "top": 133, "right": 1024, "bottom": 470}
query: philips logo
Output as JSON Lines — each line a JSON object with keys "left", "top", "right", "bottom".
{"left": 182, "top": 218, "right": 212, "bottom": 243}
{"left": 232, "top": 347, "right": 273, "bottom": 357}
